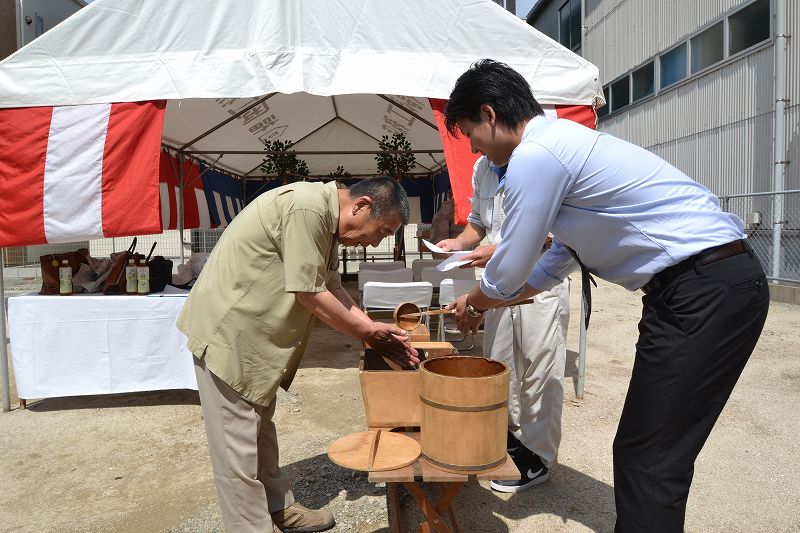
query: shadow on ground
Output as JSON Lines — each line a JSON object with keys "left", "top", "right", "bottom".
{"left": 279, "top": 453, "right": 616, "bottom": 533}
{"left": 23, "top": 389, "right": 200, "bottom": 412}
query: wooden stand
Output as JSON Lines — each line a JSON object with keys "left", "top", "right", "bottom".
{"left": 368, "top": 431, "right": 520, "bottom": 533}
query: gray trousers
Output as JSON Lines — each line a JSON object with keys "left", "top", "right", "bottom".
{"left": 194, "top": 356, "right": 294, "bottom": 532}
{"left": 482, "top": 279, "right": 570, "bottom": 468}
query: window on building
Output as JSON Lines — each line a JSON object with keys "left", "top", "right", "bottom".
{"left": 558, "top": 0, "right": 582, "bottom": 51}
{"left": 660, "top": 43, "right": 687, "bottom": 88}
{"left": 691, "top": 21, "right": 724, "bottom": 73}
{"left": 632, "top": 62, "right": 655, "bottom": 101}
{"left": 729, "top": 0, "right": 770, "bottom": 56}
{"left": 610, "top": 77, "right": 629, "bottom": 112}
{"left": 597, "top": 86, "right": 610, "bottom": 118}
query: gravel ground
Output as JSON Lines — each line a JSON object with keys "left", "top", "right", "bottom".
{"left": 1, "top": 277, "right": 799, "bottom": 532}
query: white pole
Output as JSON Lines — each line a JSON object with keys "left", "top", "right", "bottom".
{"left": 178, "top": 153, "right": 186, "bottom": 266}
{"left": 580, "top": 0, "right": 587, "bottom": 58}
{"left": 1, "top": 249, "right": 10, "bottom": 412}
{"left": 772, "top": 0, "right": 787, "bottom": 281}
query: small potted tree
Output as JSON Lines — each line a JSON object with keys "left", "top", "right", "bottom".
{"left": 375, "top": 133, "right": 416, "bottom": 261}
{"left": 327, "top": 165, "right": 352, "bottom": 187}
{"left": 260, "top": 139, "right": 310, "bottom": 185}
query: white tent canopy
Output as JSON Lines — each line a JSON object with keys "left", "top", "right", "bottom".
{"left": 0, "top": 0, "right": 604, "bottom": 411}
{"left": 0, "top": 0, "right": 603, "bottom": 178}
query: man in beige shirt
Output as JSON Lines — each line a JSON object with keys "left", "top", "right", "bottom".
{"left": 178, "top": 177, "right": 417, "bottom": 533}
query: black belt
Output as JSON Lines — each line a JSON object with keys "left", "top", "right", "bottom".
{"left": 641, "top": 240, "right": 752, "bottom": 294}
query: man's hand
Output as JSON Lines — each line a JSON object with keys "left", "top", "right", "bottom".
{"left": 461, "top": 244, "right": 496, "bottom": 268}
{"left": 435, "top": 238, "right": 463, "bottom": 252}
{"left": 450, "top": 294, "right": 484, "bottom": 336}
{"left": 364, "top": 322, "right": 420, "bottom": 368}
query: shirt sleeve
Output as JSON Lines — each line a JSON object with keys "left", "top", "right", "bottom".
{"left": 527, "top": 238, "right": 577, "bottom": 291}
{"left": 325, "top": 269, "right": 342, "bottom": 291}
{"left": 479, "top": 143, "right": 574, "bottom": 300}
{"left": 282, "top": 208, "right": 333, "bottom": 293}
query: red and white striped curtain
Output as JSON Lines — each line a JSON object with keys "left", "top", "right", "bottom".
{"left": 0, "top": 101, "right": 166, "bottom": 247}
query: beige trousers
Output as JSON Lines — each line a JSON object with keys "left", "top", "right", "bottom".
{"left": 482, "top": 279, "right": 570, "bottom": 468}
{"left": 194, "top": 356, "right": 294, "bottom": 533}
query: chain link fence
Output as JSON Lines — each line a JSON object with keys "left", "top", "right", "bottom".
{"left": 720, "top": 189, "right": 800, "bottom": 285}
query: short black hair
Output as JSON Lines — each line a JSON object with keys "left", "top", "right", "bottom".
{"left": 348, "top": 177, "right": 410, "bottom": 224}
{"left": 444, "top": 59, "right": 543, "bottom": 137}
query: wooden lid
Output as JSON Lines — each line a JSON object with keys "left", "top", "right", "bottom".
{"left": 328, "top": 430, "right": 421, "bottom": 472}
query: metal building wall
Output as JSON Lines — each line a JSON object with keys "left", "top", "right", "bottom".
{"left": 585, "top": 0, "right": 746, "bottom": 80}
{"left": 786, "top": 0, "right": 800, "bottom": 190}
{"left": 584, "top": 0, "right": 799, "bottom": 196}
{"left": 600, "top": 47, "right": 775, "bottom": 194}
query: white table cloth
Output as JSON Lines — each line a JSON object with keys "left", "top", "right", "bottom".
{"left": 8, "top": 293, "right": 196, "bottom": 400}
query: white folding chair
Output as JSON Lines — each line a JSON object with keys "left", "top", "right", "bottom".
{"left": 357, "top": 267, "right": 413, "bottom": 291}
{"left": 358, "top": 261, "right": 406, "bottom": 272}
{"left": 411, "top": 259, "right": 441, "bottom": 281}
{"left": 437, "top": 279, "right": 477, "bottom": 341}
{"left": 420, "top": 266, "right": 476, "bottom": 289}
{"left": 362, "top": 281, "right": 434, "bottom": 329}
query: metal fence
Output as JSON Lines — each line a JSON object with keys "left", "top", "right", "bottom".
{"left": 720, "top": 189, "right": 800, "bottom": 285}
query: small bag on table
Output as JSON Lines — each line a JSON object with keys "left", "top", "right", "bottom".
{"left": 39, "top": 249, "right": 90, "bottom": 295}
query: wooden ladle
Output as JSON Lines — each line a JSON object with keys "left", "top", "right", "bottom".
{"left": 393, "top": 302, "right": 457, "bottom": 331}
{"left": 393, "top": 298, "right": 538, "bottom": 331}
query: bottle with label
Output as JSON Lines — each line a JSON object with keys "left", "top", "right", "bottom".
{"left": 125, "top": 258, "right": 138, "bottom": 294}
{"left": 59, "top": 259, "right": 73, "bottom": 295}
{"left": 137, "top": 261, "right": 150, "bottom": 295}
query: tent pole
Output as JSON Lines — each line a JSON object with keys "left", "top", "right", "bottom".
{"left": 178, "top": 153, "right": 186, "bottom": 266}
{"left": 1, "top": 249, "right": 10, "bottom": 411}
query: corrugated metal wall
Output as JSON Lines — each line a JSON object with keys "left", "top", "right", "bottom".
{"left": 586, "top": 0, "right": 799, "bottom": 195}
{"left": 786, "top": 0, "right": 800, "bottom": 191}
{"left": 585, "top": 0, "right": 746, "bottom": 79}
{"left": 600, "top": 48, "right": 774, "bottom": 194}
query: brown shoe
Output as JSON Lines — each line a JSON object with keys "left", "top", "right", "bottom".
{"left": 270, "top": 502, "right": 335, "bottom": 532}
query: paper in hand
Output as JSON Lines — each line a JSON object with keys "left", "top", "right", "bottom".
{"left": 423, "top": 239, "right": 458, "bottom": 254}
{"left": 436, "top": 252, "right": 473, "bottom": 271}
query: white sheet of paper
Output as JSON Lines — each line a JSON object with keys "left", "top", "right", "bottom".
{"left": 423, "top": 239, "right": 459, "bottom": 254}
{"left": 436, "top": 252, "right": 473, "bottom": 271}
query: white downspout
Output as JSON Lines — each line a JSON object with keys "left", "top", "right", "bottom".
{"left": 772, "top": 0, "right": 788, "bottom": 281}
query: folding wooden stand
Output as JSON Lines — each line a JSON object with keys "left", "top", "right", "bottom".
{"left": 368, "top": 432, "right": 519, "bottom": 533}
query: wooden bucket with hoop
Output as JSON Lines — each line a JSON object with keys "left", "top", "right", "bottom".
{"left": 419, "top": 356, "right": 509, "bottom": 474}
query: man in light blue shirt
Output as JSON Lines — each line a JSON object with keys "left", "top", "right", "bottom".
{"left": 437, "top": 155, "right": 570, "bottom": 492}
{"left": 445, "top": 60, "right": 769, "bottom": 532}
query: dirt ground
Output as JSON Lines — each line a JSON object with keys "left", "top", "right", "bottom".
{"left": 1, "top": 277, "right": 799, "bottom": 533}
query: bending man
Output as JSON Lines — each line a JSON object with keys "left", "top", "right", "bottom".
{"left": 446, "top": 60, "right": 768, "bottom": 532}
{"left": 178, "top": 177, "right": 418, "bottom": 533}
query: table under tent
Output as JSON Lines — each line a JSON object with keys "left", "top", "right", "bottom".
{"left": 0, "top": 0, "right": 604, "bottom": 411}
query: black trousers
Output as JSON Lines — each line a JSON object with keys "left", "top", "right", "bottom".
{"left": 614, "top": 249, "right": 769, "bottom": 532}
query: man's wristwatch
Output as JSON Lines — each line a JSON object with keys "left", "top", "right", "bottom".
{"left": 465, "top": 298, "right": 486, "bottom": 318}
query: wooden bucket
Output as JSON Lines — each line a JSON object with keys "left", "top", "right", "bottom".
{"left": 419, "top": 356, "right": 509, "bottom": 473}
